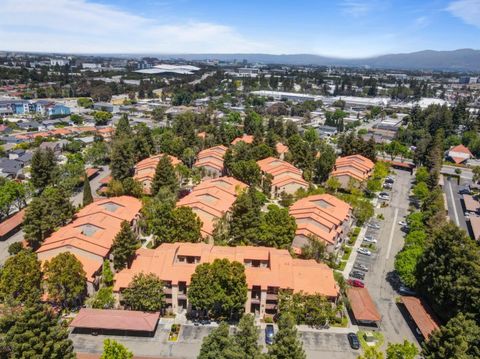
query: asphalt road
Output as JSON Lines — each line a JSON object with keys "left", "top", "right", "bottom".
{"left": 353, "top": 169, "right": 419, "bottom": 348}
{"left": 443, "top": 176, "right": 469, "bottom": 233}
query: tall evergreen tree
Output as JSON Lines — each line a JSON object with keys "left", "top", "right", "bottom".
{"left": 230, "top": 187, "right": 264, "bottom": 245}
{"left": 313, "top": 143, "right": 336, "bottom": 183}
{"left": 0, "top": 304, "right": 75, "bottom": 359}
{"left": 111, "top": 221, "right": 138, "bottom": 270}
{"left": 198, "top": 322, "right": 243, "bottom": 359}
{"left": 43, "top": 252, "right": 87, "bottom": 309}
{"left": 110, "top": 136, "right": 135, "bottom": 181}
{"left": 115, "top": 114, "right": 132, "bottom": 138}
{"left": 234, "top": 314, "right": 263, "bottom": 359}
{"left": 151, "top": 155, "right": 178, "bottom": 195}
{"left": 0, "top": 250, "right": 42, "bottom": 305}
{"left": 30, "top": 148, "right": 57, "bottom": 190}
{"left": 267, "top": 312, "right": 306, "bottom": 359}
{"left": 82, "top": 176, "right": 93, "bottom": 206}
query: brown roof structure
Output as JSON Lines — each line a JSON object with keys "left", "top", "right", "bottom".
{"left": 463, "top": 194, "right": 479, "bottom": 213}
{"left": 401, "top": 296, "right": 439, "bottom": 340}
{"left": 468, "top": 215, "right": 480, "bottom": 241}
{"left": 70, "top": 308, "right": 160, "bottom": 332}
{"left": 346, "top": 287, "right": 381, "bottom": 323}
{"left": 0, "top": 209, "right": 25, "bottom": 238}
{"left": 332, "top": 154, "right": 375, "bottom": 182}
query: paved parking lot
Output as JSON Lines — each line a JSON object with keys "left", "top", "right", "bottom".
{"left": 300, "top": 332, "right": 357, "bottom": 358}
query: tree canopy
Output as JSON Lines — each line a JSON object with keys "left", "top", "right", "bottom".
{"left": 267, "top": 312, "right": 306, "bottom": 359}
{"left": 100, "top": 339, "right": 133, "bottom": 359}
{"left": 111, "top": 221, "right": 139, "bottom": 270}
{"left": 122, "top": 273, "right": 165, "bottom": 312}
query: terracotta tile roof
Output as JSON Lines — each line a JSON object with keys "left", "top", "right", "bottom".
{"left": 449, "top": 144, "right": 473, "bottom": 156}
{"left": 85, "top": 167, "right": 100, "bottom": 178}
{"left": 276, "top": 143, "right": 289, "bottom": 154}
{"left": 37, "top": 196, "right": 141, "bottom": 279}
{"left": 134, "top": 154, "right": 181, "bottom": 194}
{"left": 332, "top": 154, "right": 374, "bottom": 182}
{"left": 468, "top": 215, "right": 480, "bottom": 241}
{"left": 290, "top": 194, "right": 351, "bottom": 245}
{"left": 197, "top": 131, "right": 206, "bottom": 139}
{"left": 49, "top": 128, "right": 72, "bottom": 136}
{"left": 193, "top": 145, "right": 227, "bottom": 172}
{"left": 346, "top": 287, "right": 381, "bottom": 322}
{"left": 257, "top": 157, "right": 307, "bottom": 190}
{"left": 114, "top": 243, "right": 339, "bottom": 298}
{"left": 401, "top": 296, "right": 439, "bottom": 340}
{"left": 231, "top": 134, "right": 254, "bottom": 145}
{"left": 0, "top": 209, "right": 25, "bottom": 237}
{"left": 177, "top": 177, "right": 247, "bottom": 237}
{"left": 70, "top": 308, "right": 159, "bottom": 332}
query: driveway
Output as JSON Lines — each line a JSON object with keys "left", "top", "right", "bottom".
{"left": 443, "top": 175, "right": 469, "bottom": 233}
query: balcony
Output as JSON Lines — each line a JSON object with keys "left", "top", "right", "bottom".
{"left": 266, "top": 293, "right": 278, "bottom": 301}
{"left": 163, "top": 287, "right": 172, "bottom": 295}
{"left": 250, "top": 297, "right": 261, "bottom": 304}
{"left": 265, "top": 303, "right": 277, "bottom": 310}
{"left": 178, "top": 293, "right": 187, "bottom": 300}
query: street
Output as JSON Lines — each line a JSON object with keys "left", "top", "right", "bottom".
{"left": 443, "top": 175, "right": 469, "bottom": 233}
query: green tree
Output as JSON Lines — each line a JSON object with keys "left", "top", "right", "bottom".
{"left": 386, "top": 340, "right": 418, "bottom": 359}
{"left": 82, "top": 176, "right": 93, "bottom": 206}
{"left": 7, "top": 241, "right": 24, "bottom": 256}
{"left": 151, "top": 155, "right": 179, "bottom": 195}
{"left": 472, "top": 165, "right": 480, "bottom": 183}
{"left": 110, "top": 136, "right": 135, "bottom": 181}
{"left": 90, "top": 286, "right": 115, "bottom": 309}
{"left": 314, "top": 143, "right": 336, "bottom": 183}
{"left": 0, "top": 304, "right": 75, "bottom": 358}
{"left": 77, "top": 97, "right": 93, "bottom": 108}
{"left": 422, "top": 313, "right": 480, "bottom": 359}
{"left": 31, "top": 148, "right": 57, "bottom": 190}
{"left": 115, "top": 114, "right": 132, "bottom": 138}
{"left": 394, "top": 245, "right": 424, "bottom": 288}
{"left": 230, "top": 188, "right": 264, "bottom": 245}
{"left": 93, "top": 111, "right": 113, "bottom": 126}
{"left": 188, "top": 259, "right": 247, "bottom": 319}
{"left": 100, "top": 339, "right": 133, "bottom": 359}
{"left": 198, "top": 322, "right": 243, "bottom": 359}
{"left": 85, "top": 140, "right": 110, "bottom": 165}
{"left": 102, "top": 259, "right": 114, "bottom": 286}
{"left": 358, "top": 347, "right": 385, "bottom": 359}
{"left": 267, "top": 312, "right": 306, "bottom": 359}
{"left": 133, "top": 123, "right": 154, "bottom": 161}
{"left": 258, "top": 204, "right": 297, "bottom": 248}
{"left": 23, "top": 187, "right": 75, "bottom": 248}
{"left": 43, "top": 252, "right": 86, "bottom": 309}
{"left": 112, "top": 221, "right": 138, "bottom": 271}
{"left": 0, "top": 250, "right": 42, "bottom": 305}
{"left": 230, "top": 160, "right": 261, "bottom": 186}
{"left": 234, "top": 314, "right": 262, "bottom": 359}
{"left": 416, "top": 223, "right": 480, "bottom": 321}
{"left": 412, "top": 182, "right": 429, "bottom": 203}
{"left": 122, "top": 273, "right": 165, "bottom": 312}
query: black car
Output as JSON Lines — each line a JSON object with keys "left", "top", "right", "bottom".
{"left": 459, "top": 188, "right": 471, "bottom": 195}
{"left": 349, "top": 270, "right": 365, "bottom": 280}
{"left": 347, "top": 332, "right": 360, "bottom": 350}
{"left": 265, "top": 324, "right": 274, "bottom": 345}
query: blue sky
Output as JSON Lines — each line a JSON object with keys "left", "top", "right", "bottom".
{"left": 0, "top": 0, "right": 479, "bottom": 57}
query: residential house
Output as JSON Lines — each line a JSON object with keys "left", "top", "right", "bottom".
{"left": 176, "top": 177, "right": 247, "bottom": 238}
{"left": 133, "top": 154, "right": 181, "bottom": 194}
{"left": 231, "top": 134, "right": 254, "bottom": 145}
{"left": 114, "top": 243, "right": 339, "bottom": 316}
{"left": 36, "top": 196, "right": 142, "bottom": 293}
{"left": 275, "top": 143, "right": 289, "bottom": 160}
{"left": 39, "top": 140, "right": 68, "bottom": 155}
{"left": 0, "top": 158, "right": 24, "bottom": 178}
{"left": 331, "top": 154, "right": 374, "bottom": 189}
{"left": 446, "top": 144, "right": 473, "bottom": 164}
{"left": 193, "top": 145, "right": 228, "bottom": 178}
{"left": 290, "top": 194, "right": 353, "bottom": 252}
{"left": 256, "top": 157, "right": 308, "bottom": 196}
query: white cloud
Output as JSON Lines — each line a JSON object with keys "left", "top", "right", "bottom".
{"left": 447, "top": 0, "right": 480, "bottom": 28}
{"left": 340, "top": 1, "right": 373, "bottom": 17}
{"left": 0, "top": 0, "right": 272, "bottom": 53}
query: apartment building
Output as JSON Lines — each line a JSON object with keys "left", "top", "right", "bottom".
{"left": 331, "top": 154, "right": 374, "bottom": 189}
{"left": 193, "top": 145, "right": 228, "bottom": 178}
{"left": 36, "top": 196, "right": 142, "bottom": 293}
{"left": 275, "top": 142, "right": 289, "bottom": 160}
{"left": 257, "top": 156, "right": 308, "bottom": 196}
{"left": 290, "top": 194, "right": 352, "bottom": 252}
{"left": 114, "top": 243, "right": 339, "bottom": 316}
{"left": 231, "top": 134, "right": 254, "bottom": 145}
{"left": 133, "top": 154, "right": 181, "bottom": 194}
{"left": 176, "top": 177, "right": 247, "bottom": 237}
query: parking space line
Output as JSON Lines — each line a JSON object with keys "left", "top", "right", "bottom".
{"left": 447, "top": 179, "right": 460, "bottom": 225}
{"left": 385, "top": 208, "right": 399, "bottom": 260}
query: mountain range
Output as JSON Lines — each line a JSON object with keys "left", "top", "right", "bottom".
{"left": 149, "top": 49, "right": 480, "bottom": 72}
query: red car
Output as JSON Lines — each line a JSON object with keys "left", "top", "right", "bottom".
{"left": 347, "top": 279, "right": 364, "bottom": 288}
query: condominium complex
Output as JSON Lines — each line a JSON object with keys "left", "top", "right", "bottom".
{"left": 193, "top": 145, "right": 228, "bottom": 178}
{"left": 114, "top": 242, "right": 339, "bottom": 316}
{"left": 257, "top": 156, "right": 308, "bottom": 196}
{"left": 133, "top": 154, "right": 182, "bottom": 194}
{"left": 331, "top": 154, "right": 375, "bottom": 188}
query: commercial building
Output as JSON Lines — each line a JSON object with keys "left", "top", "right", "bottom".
{"left": 114, "top": 243, "right": 339, "bottom": 316}
{"left": 290, "top": 194, "right": 352, "bottom": 252}
{"left": 193, "top": 145, "right": 228, "bottom": 178}
{"left": 134, "top": 154, "right": 181, "bottom": 194}
{"left": 256, "top": 157, "right": 308, "bottom": 196}
{"left": 36, "top": 196, "right": 142, "bottom": 293}
{"left": 331, "top": 154, "right": 375, "bottom": 189}
{"left": 176, "top": 177, "right": 247, "bottom": 237}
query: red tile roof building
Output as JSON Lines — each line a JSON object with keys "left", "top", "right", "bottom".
{"left": 176, "top": 177, "right": 247, "bottom": 237}
{"left": 0, "top": 209, "right": 25, "bottom": 240}
{"left": 193, "top": 145, "right": 228, "bottom": 178}
{"left": 257, "top": 157, "right": 308, "bottom": 196}
{"left": 447, "top": 144, "right": 473, "bottom": 164}
{"left": 331, "top": 154, "right": 374, "bottom": 188}
{"left": 401, "top": 296, "right": 439, "bottom": 340}
{"left": 290, "top": 194, "right": 352, "bottom": 252}
{"left": 36, "top": 196, "right": 142, "bottom": 293}
{"left": 346, "top": 287, "right": 381, "bottom": 324}
{"left": 114, "top": 243, "right": 339, "bottom": 316}
{"left": 134, "top": 154, "right": 181, "bottom": 194}
{"left": 231, "top": 134, "right": 254, "bottom": 145}
{"left": 275, "top": 143, "right": 289, "bottom": 160}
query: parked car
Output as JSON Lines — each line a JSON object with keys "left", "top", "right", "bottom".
{"left": 459, "top": 187, "right": 471, "bottom": 195}
{"left": 367, "top": 222, "right": 380, "bottom": 229}
{"left": 347, "top": 332, "right": 360, "bottom": 350}
{"left": 398, "top": 220, "right": 408, "bottom": 226}
{"left": 347, "top": 279, "right": 364, "bottom": 288}
{"left": 265, "top": 324, "right": 274, "bottom": 345}
{"left": 353, "top": 263, "right": 369, "bottom": 272}
{"left": 398, "top": 285, "right": 416, "bottom": 296}
{"left": 363, "top": 235, "right": 377, "bottom": 243}
{"left": 350, "top": 270, "right": 366, "bottom": 280}
{"left": 383, "top": 183, "right": 393, "bottom": 189}
{"left": 385, "top": 178, "right": 394, "bottom": 184}
{"left": 378, "top": 194, "right": 390, "bottom": 200}
{"left": 357, "top": 248, "right": 372, "bottom": 256}
{"left": 379, "top": 192, "right": 390, "bottom": 197}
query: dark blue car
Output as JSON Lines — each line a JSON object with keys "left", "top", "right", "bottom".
{"left": 265, "top": 324, "right": 274, "bottom": 345}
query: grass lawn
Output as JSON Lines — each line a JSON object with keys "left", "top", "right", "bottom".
{"left": 342, "top": 247, "right": 352, "bottom": 260}
{"left": 357, "top": 330, "right": 384, "bottom": 350}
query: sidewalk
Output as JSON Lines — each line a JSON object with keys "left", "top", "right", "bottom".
{"left": 341, "top": 225, "right": 367, "bottom": 277}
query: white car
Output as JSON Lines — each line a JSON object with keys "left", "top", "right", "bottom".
{"left": 367, "top": 223, "right": 380, "bottom": 229}
{"left": 357, "top": 248, "right": 372, "bottom": 256}
{"left": 363, "top": 236, "right": 377, "bottom": 243}
{"left": 398, "top": 221, "right": 408, "bottom": 226}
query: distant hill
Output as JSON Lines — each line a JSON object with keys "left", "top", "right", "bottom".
{"left": 150, "top": 49, "right": 480, "bottom": 71}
